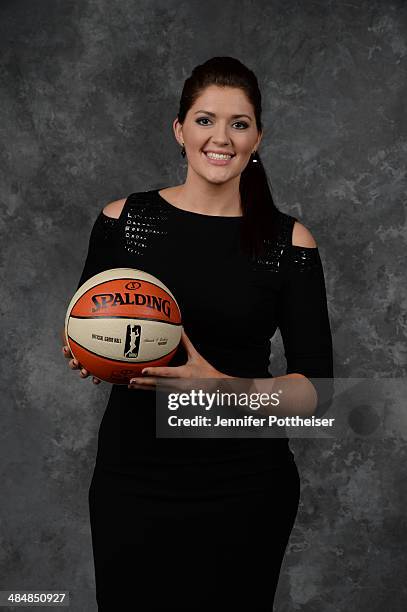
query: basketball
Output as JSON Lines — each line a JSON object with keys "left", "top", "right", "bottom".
{"left": 65, "top": 268, "right": 182, "bottom": 384}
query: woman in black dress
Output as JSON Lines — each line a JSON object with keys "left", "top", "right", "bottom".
{"left": 63, "top": 57, "right": 333, "bottom": 611}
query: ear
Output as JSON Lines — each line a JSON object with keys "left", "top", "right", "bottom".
{"left": 173, "top": 118, "right": 183, "bottom": 146}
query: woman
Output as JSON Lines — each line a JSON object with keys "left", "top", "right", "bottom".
{"left": 63, "top": 57, "right": 333, "bottom": 611}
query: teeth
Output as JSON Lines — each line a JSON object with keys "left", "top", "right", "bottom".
{"left": 205, "top": 152, "right": 233, "bottom": 160}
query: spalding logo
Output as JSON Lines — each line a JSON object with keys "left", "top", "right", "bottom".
{"left": 91, "top": 292, "right": 171, "bottom": 317}
{"left": 125, "top": 281, "right": 141, "bottom": 290}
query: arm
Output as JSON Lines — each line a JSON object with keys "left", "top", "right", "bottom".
{"left": 61, "top": 199, "right": 125, "bottom": 380}
{"left": 268, "top": 221, "right": 334, "bottom": 417}
{"left": 75, "top": 198, "right": 126, "bottom": 290}
{"left": 247, "top": 222, "right": 332, "bottom": 416}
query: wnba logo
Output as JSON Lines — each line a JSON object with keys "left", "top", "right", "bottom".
{"left": 124, "top": 324, "right": 141, "bottom": 358}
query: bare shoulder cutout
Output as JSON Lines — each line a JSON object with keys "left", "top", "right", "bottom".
{"left": 292, "top": 221, "right": 317, "bottom": 248}
{"left": 102, "top": 198, "right": 127, "bottom": 219}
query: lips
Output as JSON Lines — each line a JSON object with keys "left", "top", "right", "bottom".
{"left": 203, "top": 150, "right": 235, "bottom": 157}
{"left": 202, "top": 151, "right": 235, "bottom": 166}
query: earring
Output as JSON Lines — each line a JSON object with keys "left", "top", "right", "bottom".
{"left": 181, "top": 142, "right": 186, "bottom": 158}
{"left": 251, "top": 150, "right": 258, "bottom": 163}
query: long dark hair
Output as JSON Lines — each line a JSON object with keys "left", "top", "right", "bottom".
{"left": 177, "top": 56, "right": 281, "bottom": 259}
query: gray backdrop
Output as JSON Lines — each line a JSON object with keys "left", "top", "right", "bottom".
{"left": 1, "top": 0, "right": 406, "bottom": 610}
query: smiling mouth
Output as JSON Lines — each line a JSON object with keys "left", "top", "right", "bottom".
{"left": 204, "top": 151, "right": 235, "bottom": 159}
{"left": 202, "top": 151, "right": 235, "bottom": 164}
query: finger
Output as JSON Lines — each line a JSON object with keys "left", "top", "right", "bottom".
{"left": 129, "top": 376, "right": 157, "bottom": 387}
{"left": 62, "top": 346, "right": 72, "bottom": 359}
{"left": 128, "top": 377, "right": 156, "bottom": 390}
{"left": 128, "top": 376, "right": 180, "bottom": 391}
{"left": 141, "top": 366, "right": 182, "bottom": 378}
{"left": 139, "top": 374, "right": 189, "bottom": 392}
{"left": 79, "top": 368, "right": 89, "bottom": 378}
{"left": 69, "top": 358, "right": 79, "bottom": 369}
{"left": 92, "top": 377, "right": 101, "bottom": 384}
{"left": 180, "top": 328, "right": 199, "bottom": 358}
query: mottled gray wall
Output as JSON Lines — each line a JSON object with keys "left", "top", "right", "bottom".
{"left": 1, "top": 0, "right": 406, "bottom": 610}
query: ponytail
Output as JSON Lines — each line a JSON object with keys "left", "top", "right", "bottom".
{"left": 239, "top": 151, "right": 281, "bottom": 260}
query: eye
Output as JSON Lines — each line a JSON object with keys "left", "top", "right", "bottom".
{"left": 232, "top": 121, "right": 249, "bottom": 129}
{"left": 195, "top": 117, "right": 249, "bottom": 129}
{"left": 196, "top": 117, "right": 212, "bottom": 126}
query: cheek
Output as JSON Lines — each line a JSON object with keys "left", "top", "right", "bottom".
{"left": 238, "top": 135, "right": 258, "bottom": 154}
{"left": 185, "top": 130, "right": 204, "bottom": 149}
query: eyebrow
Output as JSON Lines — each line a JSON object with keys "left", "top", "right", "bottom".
{"left": 194, "top": 110, "right": 252, "bottom": 121}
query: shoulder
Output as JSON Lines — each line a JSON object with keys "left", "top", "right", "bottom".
{"left": 276, "top": 212, "right": 317, "bottom": 248}
{"left": 103, "top": 198, "right": 127, "bottom": 219}
{"left": 292, "top": 221, "right": 317, "bottom": 248}
{"left": 102, "top": 190, "right": 165, "bottom": 219}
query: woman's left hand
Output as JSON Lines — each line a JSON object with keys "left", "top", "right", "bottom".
{"left": 128, "top": 329, "right": 232, "bottom": 390}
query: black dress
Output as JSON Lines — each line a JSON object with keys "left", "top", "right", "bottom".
{"left": 75, "top": 189, "right": 333, "bottom": 611}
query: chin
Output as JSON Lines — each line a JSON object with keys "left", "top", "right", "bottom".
{"left": 195, "top": 167, "right": 241, "bottom": 186}
{"left": 205, "top": 175, "right": 229, "bottom": 185}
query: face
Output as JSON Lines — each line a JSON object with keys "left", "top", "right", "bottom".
{"left": 173, "top": 85, "right": 262, "bottom": 185}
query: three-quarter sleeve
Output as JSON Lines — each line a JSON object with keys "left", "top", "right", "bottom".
{"left": 76, "top": 211, "right": 118, "bottom": 290}
{"left": 277, "top": 245, "right": 334, "bottom": 416}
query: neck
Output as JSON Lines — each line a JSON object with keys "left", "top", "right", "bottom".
{"left": 177, "top": 172, "right": 242, "bottom": 217}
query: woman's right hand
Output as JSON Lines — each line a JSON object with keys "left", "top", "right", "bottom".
{"left": 61, "top": 332, "right": 101, "bottom": 385}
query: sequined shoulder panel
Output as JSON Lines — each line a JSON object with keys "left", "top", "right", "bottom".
{"left": 252, "top": 212, "right": 321, "bottom": 273}
{"left": 119, "top": 191, "right": 170, "bottom": 257}
{"left": 97, "top": 211, "right": 119, "bottom": 237}
{"left": 285, "top": 245, "right": 321, "bottom": 271}
{"left": 251, "top": 211, "right": 297, "bottom": 272}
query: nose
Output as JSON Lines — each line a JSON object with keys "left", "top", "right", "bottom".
{"left": 211, "top": 122, "right": 231, "bottom": 146}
